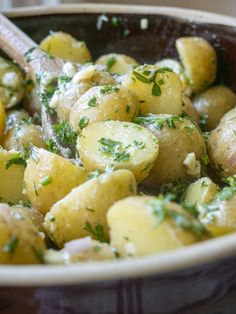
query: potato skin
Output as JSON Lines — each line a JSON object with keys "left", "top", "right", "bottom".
{"left": 0, "top": 204, "right": 46, "bottom": 264}
{"left": 69, "top": 85, "right": 140, "bottom": 132}
{"left": 176, "top": 37, "right": 217, "bottom": 93}
{"left": 77, "top": 120, "right": 159, "bottom": 182}
{"left": 0, "top": 149, "right": 27, "bottom": 204}
{"left": 40, "top": 31, "right": 92, "bottom": 63}
{"left": 220, "top": 107, "right": 236, "bottom": 124}
{"left": 107, "top": 196, "right": 205, "bottom": 257}
{"left": 207, "top": 120, "right": 236, "bottom": 177}
{"left": 44, "top": 169, "right": 137, "bottom": 248}
{"left": 2, "top": 124, "right": 46, "bottom": 151}
{"left": 193, "top": 86, "right": 236, "bottom": 130}
{"left": 122, "top": 64, "right": 183, "bottom": 115}
{"left": 139, "top": 115, "right": 206, "bottom": 187}
{"left": 96, "top": 53, "right": 139, "bottom": 74}
{"left": 24, "top": 148, "right": 87, "bottom": 215}
{"left": 182, "top": 96, "right": 199, "bottom": 124}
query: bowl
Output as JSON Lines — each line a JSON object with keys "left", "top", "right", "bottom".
{"left": 1, "top": 4, "right": 236, "bottom": 312}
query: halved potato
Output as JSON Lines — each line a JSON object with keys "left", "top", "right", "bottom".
{"left": 0, "top": 203, "right": 46, "bottom": 264}
{"left": 176, "top": 37, "right": 217, "bottom": 92}
{"left": 96, "top": 53, "right": 139, "bottom": 74}
{"left": 44, "top": 169, "right": 137, "bottom": 248}
{"left": 69, "top": 85, "right": 139, "bottom": 132}
{"left": 0, "top": 148, "right": 27, "bottom": 204}
{"left": 77, "top": 120, "right": 159, "bottom": 182}
{"left": 40, "top": 31, "right": 92, "bottom": 63}
{"left": 24, "top": 148, "right": 87, "bottom": 215}
{"left": 107, "top": 196, "right": 208, "bottom": 257}
{"left": 122, "top": 64, "right": 183, "bottom": 115}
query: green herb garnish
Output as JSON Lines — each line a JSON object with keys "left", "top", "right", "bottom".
{"left": 84, "top": 221, "right": 108, "bottom": 242}
{"left": 78, "top": 116, "right": 89, "bottom": 130}
{"left": 3, "top": 235, "right": 19, "bottom": 254}
{"left": 88, "top": 95, "right": 98, "bottom": 107}
{"left": 53, "top": 121, "right": 77, "bottom": 145}
{"left": 106, "top": 56, "right": 117, "bottom": 71}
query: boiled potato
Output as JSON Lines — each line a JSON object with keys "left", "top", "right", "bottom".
{"left": 135, "top": 114, "right": 206, "bottom": 187}
{"left": 207, "top": 120, "right": 236, "bottom": 177}
{"left": 96, "top": 53, "right": 139, "bottom": 74}
{"left": 40, "top": 31, "right": 92, "bottom": 63}
{"left": 24, "top": 148, "right": 87, "bottom": 215}
{"left": 156, "top": 58, "right": 188, "bottom": 91}
{"left": 69, "top": 85, "right": 140, "bottom": 132}
{"left": 2, "top": 124, "right": 46, "bottom": 151}
{"left": 0, "top": 203, "right": 46, "bottom": 264}
{"left": 193, "top": 86, "right": 236, "bottom": 130}
{"left": 200, "top": 195, "right": 236, "bottom": 236}
{"left": 122, "top": 64, "right": 183, "bottom": 115}
{"left": 184, "top": 177, "right": 218, "bottom": 206}
{"left": 0, "top": 148, "right": 27, "bottom": 204}
{"left": 5, "top": 109, "right": 30, "bottom": 131}
{"left": 182, "top": 96, "right": 199, "bottom": 124}
{"left": 0, "top": 100, "right": 6, "bottom": 142}
{"left": 55, "top": 65, "right": 116, "bottom": 121}
{"left": 44, "top": 169, "right": 137, "bottom": 248}
{"left": 107, "top": 196, "right": 208, "bottom": 257}
{"left": 176, "top": 37, "right": 217, "bottom": 92}
{"left": 0, "top": 56, "right": 25, "bottom": 108}
{"left": 220, "top": 106, "right": 236, "bottom": 124}
{"left": 77, "top": 120, "right": 159, "bottom": 182}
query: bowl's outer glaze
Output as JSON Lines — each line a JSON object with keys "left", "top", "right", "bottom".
{"left": 1, "top": 5, "right": 236, "bottom": 313}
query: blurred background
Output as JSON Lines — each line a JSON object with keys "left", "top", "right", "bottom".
{"left": 0, "top": 0, "right": 236, "bottom": 16}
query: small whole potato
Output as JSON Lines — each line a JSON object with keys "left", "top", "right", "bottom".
{"left": 40, "top": 31, "right": 92, "bottom": 63}
{"left": 135, "top": 114, "right": 206, "bottom": 187}
{"left": 176, "top": 37, "right": 217, "bottom": 93}
{"left": 0, "top": 148, "right": 27, "bottom": 204}
{"left": 24, "top": 148, "right": 87, "bottom": 215}
{"left": 77, "top": 120, "right": 159, "bottom": 182}
{"left": 96, "top": 53, "right": 139, "bottom": 74}
{"left": 0, "top": 203, "right": 46, "bottom": 264}
{"left": 122, "top": 64, "right": 183, "bottom": 115}
{"left": 207, "top": 120, "right": 236, "bottom": 177}
{"left": 219, "top": 106, "right": 236, "bottom": 124}
{"left": 69, "top": 85, "right": 140, "bottom": 132}
{"left": 193, "top": 86, "right": 236, "bottom": 130}
{"left": 44, "top": 169, "right": 137, "bottom": 248}
{"left": 2, "top": 124, "right": 46, "bottom": 151}
{"left": 107, "top": 195, "right": 208, "bottom": 257}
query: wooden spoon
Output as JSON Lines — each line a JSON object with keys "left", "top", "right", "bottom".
{"left": 0, "top": 13, "right": 75, "bottom": 158}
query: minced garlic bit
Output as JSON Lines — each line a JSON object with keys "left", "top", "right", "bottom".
{"left": 62, "top": 62, "right": 76, "bottom": 77}
{"left": 49, "top": 90, "right": 60, "bottom": 109}
{"left": 140, "top": 18, "right": 149, "bottom": 30}
{"left": 183, "top": 152, "right": 201, "bottom": 177}
{"left": 72, "top": 65, "right": 96, "bottom": 83}
{"left": 2, "top": 72, "right": 20, "bottom": 89}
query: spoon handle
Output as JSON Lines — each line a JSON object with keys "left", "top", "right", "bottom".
{"left": 0, "top": 13, "right": 63, "bottom": 80}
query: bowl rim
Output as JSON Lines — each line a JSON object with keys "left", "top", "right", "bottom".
{"left": 1, "top": 3, "right": 236, "bottom": 287}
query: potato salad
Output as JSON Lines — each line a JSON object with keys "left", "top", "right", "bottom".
{"left": 0, "top": 29, "right": 236, "bottom": 265}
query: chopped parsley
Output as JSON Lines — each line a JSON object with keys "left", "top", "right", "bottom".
{"left": 39, "top": 176, "right": 52, "bottom": 186}
{"left": 134, "top": 114, "right": 184, "bottom": 130}
{"left": 53, "top": 121, "right": 77, "bottom": 145}
{"left": 150, "top": 195, "right": 207, "bottom": 238}
{"left": 78, "top": 116, "right": 89, "bottom": 130}
{"left": 111, "top": 16, "right": 119, "bottom": 27}
{"left": 84, "top": 221, "right": 108, "bottom": 243}
{"left": 40, "top": 87, "right": 56, "bottom": 114}
{"left": 24, "top": 47, "right": 37, "bottom": 62}
{"left": 126, "top": 105, "right": 131, "bottom": 114}
{"left": 6, "top": 150, "right": 28, "bottom": 170}
{"left": 88, "top": 95, "right": 98, "bottom": 107}
{"left": 134, "top": 140, "right": 145, "bottom": 149}
{"left": 106, "top": 56, "right": 117, "bottom": 71}
{"left": 45, "top": 139, "right": 59, "bottom": 154}
{"left": 100, "top": 85, "right": 120, "bottom": 94}
{"left": 3, "top": 235, "right": 19, "bottom": 254}
{"left": 98, "top": 137, "right": 130, "bottom": 162}
{"left": 216, "top": 163, "right": 224, "bottom": 173}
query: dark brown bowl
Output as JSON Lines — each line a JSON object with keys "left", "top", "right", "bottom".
{"left": 1, "top": 4, "right": 236, "bottom": 313}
